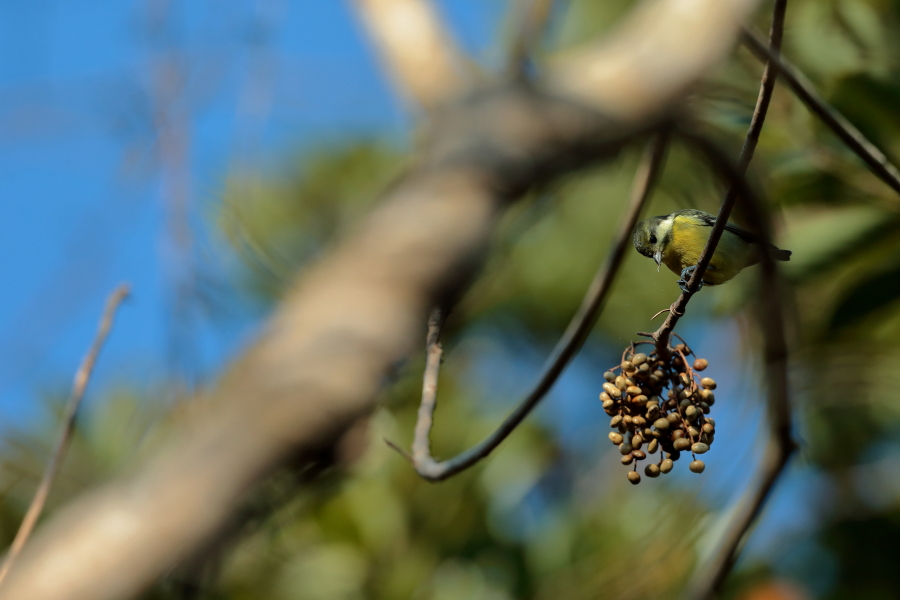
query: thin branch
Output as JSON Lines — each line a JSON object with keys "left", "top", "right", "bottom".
{"left": 692, "top": 441, "right": 793, "bottom": 598}
{"left": 410, "top": 307, "right": 447, "bottom": 467}
{"left": 682, "top": 135, "right": 796, "bottom": 600}
{"left": 352, "top": 0, "right": 469, "bottom": 110}
{"left": 506, "top": 0, "right": 556, "bottom": 77}
{"left": 0, "top": 284, "right": 130, "bottom": 588}
{"left": 652, "top": 0, "right": 788, "bottom": 353}
{"left": 632, "top": 4, "right": 797, "bottom": 591}
{"left": 741, "top": 27, "right": 900, "bottom": 198}
{"left": 645, "top": 3, "right": 797, "bottom": 590}
{"left": 393, "top": 133, "right": 670, "bottom": 481}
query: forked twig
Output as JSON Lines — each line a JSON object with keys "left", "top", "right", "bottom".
{"left": 652, "top": 0, "right": 788, "bottom": 354}
{"left": 389, "top": 133, "right": 670, "bottom": 481}
{"left": 0, "top": 284, "right": 130, "bottom": 587}
{"left": 741, "top": 27, "right": 900, "bottom": 198}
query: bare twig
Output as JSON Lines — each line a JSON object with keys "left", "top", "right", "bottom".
{"left": 506, "top": 0, "right": 556, "bottom": 77}
{"left": 394, "top": 133, "right": 670, "bottom": 482}
{"left": 741, "top": 27, "right": 900, "bottom": 198}
{"left": 0, "top": 284, "right": 130, "bottom": 588}
{"left": 352, "top": 0, "right": 469, "bottom": 110}
{"left": 409, "top": 307, "right": 447, "bottom": 468}
{"left": 653, "top": 0, "right": 788, "bottom": 354}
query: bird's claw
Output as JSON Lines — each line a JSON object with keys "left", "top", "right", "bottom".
{"left": 677, "top": 265, "right": 704, "bottom": 293}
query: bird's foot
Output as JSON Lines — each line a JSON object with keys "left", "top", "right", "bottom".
{"left": 677, "top": 265, "right": 704, "bottom": 293}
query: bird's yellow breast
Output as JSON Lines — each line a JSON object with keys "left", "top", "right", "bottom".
{"left": 661, "top": 216, "right": 759, "bottom": 285}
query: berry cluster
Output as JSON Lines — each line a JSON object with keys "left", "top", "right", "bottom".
{"left": 600, "top": 341, "right": 717, "bottom": 484}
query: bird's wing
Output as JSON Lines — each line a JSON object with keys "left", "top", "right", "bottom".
{"left": 674, "top": 209, "right": 760, "bottom": 244}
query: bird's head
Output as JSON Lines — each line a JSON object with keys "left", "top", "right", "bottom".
{"left": 632, "top": 216, "right": 667, "bottom": 268}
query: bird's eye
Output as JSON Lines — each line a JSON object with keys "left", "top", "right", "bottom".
{"left": 649, "top": 235, "right": 657, "bottom": 244}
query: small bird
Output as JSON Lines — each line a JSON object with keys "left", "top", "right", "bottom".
{"left": 632, "top": 209, "right": 791, "bottom": 291}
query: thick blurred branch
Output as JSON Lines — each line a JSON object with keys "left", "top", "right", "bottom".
{"left": 506, "top": 0, "right": 556, "bottom": 76}
{"left": 0, "top": 284, "right": 130, "bottom": 588}
{"left": 394, "top": 134, "right": 669, "bottom": 482}
{"left": 742, "top": 27, "right": 900, "bottom": 198}
{"left": 352, "top": 0, "right": 469, "bottom": 110}
{"left": 549, "top": 0, "right": 758, "bottom": 123}
{"left": 0, "top": 1, "right": 762, "bottom": 598}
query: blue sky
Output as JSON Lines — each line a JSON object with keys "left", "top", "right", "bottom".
{"left": 0, "top": 1, "right": 509, "bottom": 424}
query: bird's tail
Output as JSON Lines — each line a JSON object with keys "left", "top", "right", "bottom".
{"left": 772, "top": 247, "right": 792, "bottom": 261}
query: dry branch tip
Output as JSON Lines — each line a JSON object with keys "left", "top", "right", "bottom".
{"left": 0, "top": 282, "right": 130, "bottom": 589}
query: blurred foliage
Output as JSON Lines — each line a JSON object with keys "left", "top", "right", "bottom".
{"left": 218, "top": 142, "right": 409, "bottom": 304}
{"left": 3, "top": 0, "right": 900, "bottom": 598}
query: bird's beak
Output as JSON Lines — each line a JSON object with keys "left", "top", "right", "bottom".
{"left": 653, "top": 250, "right": 662, "bottom": 268}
